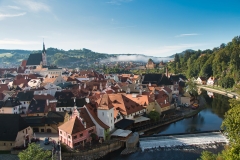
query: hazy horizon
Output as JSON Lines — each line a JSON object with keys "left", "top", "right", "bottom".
{"left": 1, "top": 0, "right": 240, "bottom": 57}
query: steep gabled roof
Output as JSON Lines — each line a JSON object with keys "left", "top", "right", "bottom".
{"left": 55, "top": 91, "right": 74, "bottom": 100}
{"left": 58, "top": 116, "right": 85, "bottom": 134}
{"left": 28, "top": 99, "right": 46, "bottom": 114}
{"left": 79, "top": 108, "right": 95, "bottom": 129}
{"left": 3, "top": 97, "right": 21, "bottom": 107}
{"left": 0, "top": 114, "right": 29, "bottom": 141}
{"left": 17, "top": 91, "right": 34, "bottom": 101}
{"left": 26, "top": 53, "right": 42, "bottom": 66}
{"left": 96, "top": 94, "right": 114, "bottom": 110}
{"left": 108, "top": 93, "right": 145, "bottom": 116}
{"left": 85, "top": 104, "right": 109, "bottom": 129}
{"left": 0, "top": 84, "right": 9, "bottom": 93}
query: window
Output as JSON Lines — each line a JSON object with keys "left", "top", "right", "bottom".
{"left": 24, "top": 102, "right": 25, "bottom": 104}
{"left": 111, "top": 120, "right": 112, "bottom": 124}
{"left": 88, "top": 129, "right": 94, "bottom": 134}
{"left": 23, "top": 130, "right": 24, "bottom": 133}
{"left": 73, "top": 135, "right": 77, "bottom": 139}
{"left": 68, "top": 135, "right": 71, "bottom": 139}
{"left": 10, "top": 143, "right": 12, "bottom": 146}
{"left": 111, "top": 113, "right": 112, "bottom": 117}
{"left": 102, "top": 112, "right": 104, "bottom": 116}
{"left": 60, "top": 131, "right": 62, "bottom": 134}
{"left": 3, "top": 143, "right": 6, "bottom": 146}
{"left": 80, "top": 133, "right": 83, "bottom": 137}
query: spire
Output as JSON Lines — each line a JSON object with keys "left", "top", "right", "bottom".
{"left": 42, "top": 39, "right": 47, "bottom": 66}
{"left": 43, "top": 39, "right": 46, "bottom": 53}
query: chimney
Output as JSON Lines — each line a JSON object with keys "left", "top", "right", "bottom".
{"left": 139, "top": 89, "right": 142, "bottom": 95}
{"left": 74, "top": 97, "right": 76, "bottom": 103}
{"left": 165, "top": 99, "right": 166, "bottom": 104}
{"left": 47, "top": 99, "right": 49, "bottom": 106}
{"left": 149, "top": 83, "right": 151, "bottom": 86}
{"left": 84, "top": 121, "right": 86, "bottom": 128}
{"left": 84, "top": 83, "right": 86, "bottom": 89}
{"left": 85, "top": 98, "right": 89, "bottom": 103}
{"left": 79, "top": 84, "right": 81, "bottom": 90}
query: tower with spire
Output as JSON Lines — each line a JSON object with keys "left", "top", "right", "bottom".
{"left": 42, "top": 41, "right": 47, "bottom": 66}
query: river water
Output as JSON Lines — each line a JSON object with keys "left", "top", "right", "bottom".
{"left": 103, "top": 91, "right": 230, "bottom": 160}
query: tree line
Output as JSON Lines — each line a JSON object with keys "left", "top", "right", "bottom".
{"left": 168, "top": 36, "right": 240, "bottom": 88}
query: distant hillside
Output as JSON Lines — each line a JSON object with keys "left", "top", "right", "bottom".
{"left": 0, "top": 47, "right": 173, "bottom": 68}
{"left": 168, "top": 49, "right": 195, "bottom": 58}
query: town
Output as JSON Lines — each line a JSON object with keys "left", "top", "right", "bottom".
{"left": 0, "top": 43, "right": 222, "bottom": 160}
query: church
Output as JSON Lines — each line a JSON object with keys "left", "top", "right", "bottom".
{"left": 24, "top": 42, "right": 62, "bottom": 77}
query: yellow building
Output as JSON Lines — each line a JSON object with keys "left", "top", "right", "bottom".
{"left": 146, "top": 59, "right": 156, "bottom": 69}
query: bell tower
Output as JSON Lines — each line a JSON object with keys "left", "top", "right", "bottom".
{"left": 42, "top": 40, "right": 47, "bottom": 66}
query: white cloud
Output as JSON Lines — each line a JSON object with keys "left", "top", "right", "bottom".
{"left": 18, "top": 0, "right": 50, "bottom": 12}
{"left": 175, "top": 33, "right": 200, "bottom": 37}
{"left": 101, "top": 55, "right": 172, "bottom": 63}
{"left": 0, "top": 12, "right": 26, "bottom": 20}
{"left": 0, "top": 39, "right": 40, "bottom": 45}
{"left": 107, "top": 0, "right": 133, "bottom": 5}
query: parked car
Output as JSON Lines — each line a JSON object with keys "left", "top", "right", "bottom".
{"left": 184, "top": 103, "right": 189, "bottom": 107}
{"left": 44, "top": 137, "right": 50, "bottom": 145}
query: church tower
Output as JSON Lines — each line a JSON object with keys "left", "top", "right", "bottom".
{"left": 42, "top": 42, "right": 47, "bottom": 66}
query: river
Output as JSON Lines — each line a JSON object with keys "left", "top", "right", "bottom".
{"left": 102, "top": 91, "right": 230, "bottom": 160}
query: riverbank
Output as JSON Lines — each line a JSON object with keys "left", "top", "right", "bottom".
{"left": 198, "top": 85, "right": 239, "bottom": 99}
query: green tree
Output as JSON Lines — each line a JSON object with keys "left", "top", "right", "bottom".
{"left": 200, "top": 85, "right": 240, "bottom": 160}
{"left": 198, "top": 151, "right": 218, "bottom": 160}
{"left": 18, "top": 143, "right": 51, "bottom": 160}
{"left": 148, "top": 110, "right": 160, "bottom": 121}
{"left": 221, "top": 99, "right": 240, "bottom": 145}
{"left": 185, "top": 78, "right": 198, "bottom": 97}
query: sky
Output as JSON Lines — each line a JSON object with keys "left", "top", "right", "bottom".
{"left": 0, "top": 0, "right": 240, "bottom": 57}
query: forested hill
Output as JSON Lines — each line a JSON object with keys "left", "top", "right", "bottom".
{"left": 0, "top": 47, "right": 169, "bottom": 68}
{"left": 0, "top": 48, "right": 117, "bottom": 68}
{"left": 168, "top": 36, "right": 240, "bottom": 87}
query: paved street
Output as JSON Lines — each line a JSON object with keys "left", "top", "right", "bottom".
{"left": 34, "top": 133, "right": 59, "bottom": 150}
{"left": 0, "top": 154, "right": 19, "bottom": 160}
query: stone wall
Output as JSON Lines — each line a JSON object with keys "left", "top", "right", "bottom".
{"left": 62, "top": 140, "right": 123, "bottom": 160}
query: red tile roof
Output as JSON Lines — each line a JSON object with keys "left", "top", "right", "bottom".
{"left": 85, "top": 104, "right": 109, "bottom": 129}
{"left": 58, "top": 116, "right": 85, "bottom": 134}
{"left": 79, "top": 107, "right": 95, "bottom": 129}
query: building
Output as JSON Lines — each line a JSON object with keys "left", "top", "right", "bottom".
{"left": 0, "top": 97, "right": 22, "bottom": 114}
{"left": 0, "top": 114, "right": 33, "bottom": 151}
{"left": 25, "top": 43, "right": 62, "bottom": 77}
{"left": 24, "top": 111, "right": 69, "bottom": 133}
{"left": 58, "top": 107, "right": 96, "bottom": 148}
{"left": 146, "top": 59, "right": 156, "bottom": 69}
{"left": 196, "top": 77, "right": 207, "bottom": 85}
{"left": 16, "top": 91, "right": 34, "bottom": 114}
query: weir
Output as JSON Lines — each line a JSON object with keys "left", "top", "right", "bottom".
{"left": 139, "top": 132, "right": 228, "bottom": 151}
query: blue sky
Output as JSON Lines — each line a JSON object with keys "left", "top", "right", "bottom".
{"left": 0, "top": 0, "right": 240, "bottom": 57}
